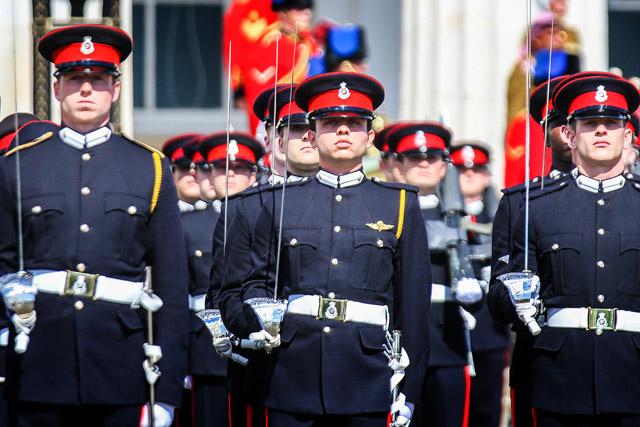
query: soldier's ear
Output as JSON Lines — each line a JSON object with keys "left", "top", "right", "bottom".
{"left": 53, "top": 79, "right": 62, "bottom": 102}
{"left": 366, "top": 129, "right": 374, "bottom": 148}
{"left": 111, "top": 78, "right": 121, "bottom": 103}
{"left": 623, "top": 127, "right": 633, "bottom": 148}
{"left": 309, "top": 130, "right": 317, "bottom": 148}
{"left": 562, "top": 124, "right": 576, "bottom": 149}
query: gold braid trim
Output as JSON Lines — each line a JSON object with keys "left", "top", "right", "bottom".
{"left": 4, "top": 131, "right": 53, "bottom": 157}
{"left": 150, "top": 152, "right": 162, "bottom": 214}
{"left": 395, "top": 189, "right": 406, "bottom": 240}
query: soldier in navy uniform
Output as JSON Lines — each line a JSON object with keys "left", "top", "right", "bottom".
{"left": 487, "top": 74, "right": 592, "bottom": 427}
{"left": 199, "top": 132, "right": 264, "bottom": 427}
{"left": 386, "top": 122, "right": 484, "bottom": 427}
{"left": 498, "top": 73, "right": 640, "bottom": 426}
{"left": 450, "top": 144, "right": 508, "bottom": 427}
{"left": 223, "top": 72, "right": 430, "bottom": 426}
{"left": 216, "top": 88, "right": 318, "bottom": 426}
{"left": 0, "top": 25, "right": 188, "bottom": 426}
{"left": 162, "top": 134, "right": 228, "bottom": 427}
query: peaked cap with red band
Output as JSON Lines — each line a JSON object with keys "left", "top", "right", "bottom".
{"left": 530, "top": 75, "right": 567, "bottom": 124}
{"left": 550, "top": 71, "right": 623, "bottom": 104}
{"left": 450, "top": 144, "right": 490, "bottom": 169}
{"left": 253, "top": 85, "right": 289, "bottom": 126}
{"left": 38, "top": 24, "right": 132, "bottom": 76}
{"left": 199, "top": 132, "right": 264, "bottom": 165}
{"left": 373, "top": 123, "right": 400, "bottom": 154}
{"left": 629, "top": 112, "right": 640, "bottom": 138}
{"left": 268, "top": 84, "right": 308, "bottom": 128}
{"left": 386, "top": 122, "right": 452, "bottom": 157}
{"left": 294, "top": 72, "right": 384, "bottom": 121}
{"left": 554, "top": 74, "right": 640, "bottom": 121}
{"left": 162, "top": 133, "right": 201, "bottom": 166}
{"left": 0, "top": 114, "right": 45, "bottom": 153}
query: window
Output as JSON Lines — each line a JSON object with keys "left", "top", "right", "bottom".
{"left": 132, "top": 0, "right": 245, "bottom": 136}
{"left": 608, "top": 0, "right": 640, "bottom": 77}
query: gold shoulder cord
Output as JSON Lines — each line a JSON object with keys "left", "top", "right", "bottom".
{"left": 150, "top": 151, "right": 162, "bottom": 214}
{"left": 4, "top": 132, "right": 54, "bottom": 157}
{"left": 395, "top": 189, "right": 406, "bottom": 240}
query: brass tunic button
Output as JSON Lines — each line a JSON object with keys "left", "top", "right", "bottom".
{"left": 334, "top": 226, "right": 341, "bottom": 233}
{"left": 74, "top": 301, "right": 84, "bottom": 311}
{"left": 82, "top": 153, "right": 91, "bottom": 161}
{"left": 290, "top": 238, "right": 298, "bottom": 247}
{"left": 81, "top": 187, "right": 91, "bottom": 196}
{"left": 595, "top": 328, "right": 603, "bottom": 336}
{"left": 80, "top": 224, "right": 90, "bottom": 233}
{"left": 597, "top": 199, "right": 605, "bottom": 206}
{"left": 194, "top": 250, "right": 203, "bottom": 258}
{"left": 551, "top": 243, "right": 559, "bottom": 251}
{"left": 328, "top": 292, "right": 336, "bottom": 298}
{"left": 597, "top": 294, "right": 605, "bottom": 303}
{"left": 335, "top": 195, "right": 343, "bottom": 202}
{"left": 597, "top": 260, "right": 605, "bottom": 268}
{"left": 31, "top": 205, "right": 42, "bottom": 214}
{"left": 127, "top": 206, "right": 137, "bottom": 215}
{"left": 597, "top": 228, "right": 605, "bottom": 236}
{"left": 377, "top": 239, "right": 384, "bottom": 248}
{"left": 76, "top": 263, "right": 86, "bottom": 273}
{"left": 331, "top": 258, "right": 339, "bottom": 266}
{"left": 323, "top": 326, "right": 331, "bottom": 334}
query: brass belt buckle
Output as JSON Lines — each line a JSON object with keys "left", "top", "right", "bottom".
{"left": 64, "top": 270, "right": 99, "bottom": 298}
{"left": 318, "top": 297, "right": 347, "bottom": 321}
{"left": 587, "top": 307, "right": 617, "bottom": 332}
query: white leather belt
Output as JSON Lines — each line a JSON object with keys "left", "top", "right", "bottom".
{"left": 189, "top": 294, "right": 206, "bottom": 312}
{"left": 547, "top": 307, "right": 640, "bottom": 333}
{"left": 33, "top": 271, "right": 162, "bottom": 311}
{"left": 431, "top": 284, "right": 454, "bottom": 303}
{"left": 287, "top": 295, "right": 389, "bottom": 330}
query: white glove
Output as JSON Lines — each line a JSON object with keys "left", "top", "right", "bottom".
{"left": 455, "top": 278, "right": 483, "bottom": 304}
{"left": 213, "top": 336, "right": 233, "bottom": 359}
{"left": 394, "top": 402, "right": 414, "bottom": 426}
{"left": 249, "top": 329, "right": 281, "bottom": 351}
{"left": 515, "top": 300, "right": 541, "bottom": 335}
{"left": 139, "top": 402, "right": 174, "bottom": 427}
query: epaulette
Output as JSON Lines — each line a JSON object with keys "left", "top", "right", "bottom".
{"left": 121, "top": 134, "right": 165, "bottom": 159}
{"left": 370, "top": 177, "right": 419, "bottom": 193}
{"left": 5, "top": 131, "right": 54, "bottom": 157}
{"left": 528, "top": 175, "right": 571, "bottom": 201}
{"left": 501, "top": 173, "right": 567, "bottom": 196}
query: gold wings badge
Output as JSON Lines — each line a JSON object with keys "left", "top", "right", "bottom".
{"left": 366, "top": 220, "right": 394, "bottom": 232}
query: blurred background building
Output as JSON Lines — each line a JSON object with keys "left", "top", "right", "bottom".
{"left": 1, "top": 0, "right": 638, "bottom": 186}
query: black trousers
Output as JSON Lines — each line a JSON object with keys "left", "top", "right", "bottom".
{"left": 469, "top": 350, "right": 506, "bottom": 427}
{"left": 415, "top": 365, "right": 470, "bottom": 427}
{"left": 267, "top": 409, "right": 388, "bottom": 427}
{"left": 192, "top": 375, "right": 228, "bottom": 427}
{"left": 10, "top": 401, "right": 141, "bottom": 427}
{"left": 510, "top": 386, "right": 534, "bottom": 427}
{"left": 537, "top": 410, "right": 640, "bottom": 427}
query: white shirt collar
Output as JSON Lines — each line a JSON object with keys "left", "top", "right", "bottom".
{"left": 316, "top": 169, "right": 365, "bottom": 188}
{"left": 549, "top": 169, "right": 562, "bottom": 179}
{"left": 178, "top": 200, "right": 194, "bottom": 213}
{"left": 59, "top": 126, "right": 111, "bottom": 150}
{"left": 419, "top": 194, "right": 440, "bottom": 210}
{"left": 571, "top": 168, "right": 626, "bottom": 193}
{"left": 465, "top": 199, "right": 484, "bottom": 216}
{"left": 212, "top": 199, "right": 222, "bottom": 214}
{"left": 268, "top": 173, "right": 306, "bottom": 185}
{"left": 194, "top": 200, "right": 209, "bottom": 211}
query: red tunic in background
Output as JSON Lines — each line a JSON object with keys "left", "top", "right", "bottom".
{"left": 503, "top": 112, "right": 552, "bottom": 188}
